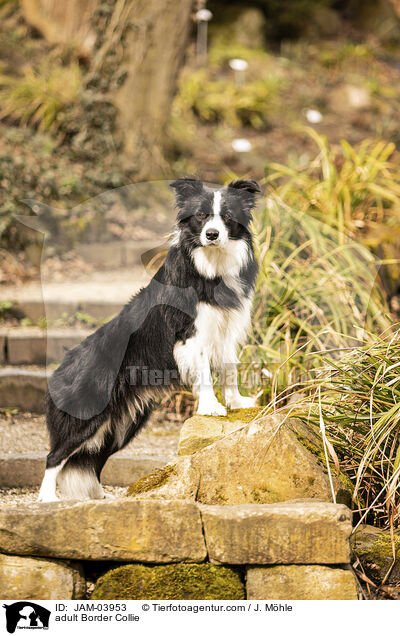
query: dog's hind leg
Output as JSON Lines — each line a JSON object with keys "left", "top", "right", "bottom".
{"left": 55, "top": 420, "right": 114, "bottom": 500}
{"left": 38, "top": 410, "right": 113, "bottom": 502}
{"left": 57, "top": 406, "right": 153, "bottom": 500}
{"left": 38, "top": 459, "right": 68, "bottom": 502}
{"left": 56, "top": 453, "right": 105, "bottom": 500}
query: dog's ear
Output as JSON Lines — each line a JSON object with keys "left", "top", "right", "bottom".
{"left": 170, "top": 177, "right": 204, "bottom": 207}
{"left": 227, "top": 179, "right": 261, "bottom": 194}
{"left": 227, "top": 179, "right": 261, "bottom": 216}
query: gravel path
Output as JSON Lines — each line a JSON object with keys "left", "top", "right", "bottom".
{"left": 0, "top": 409, "right": 181, "bottom": 458}
{"left": 0, "top": 407, "right": 183, "bottom": 504}
{"left": 0, "top": 485, "right": 127, "bottom": 505}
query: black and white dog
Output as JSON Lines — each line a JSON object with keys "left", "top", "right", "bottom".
{"left": 38, "top": 178, "right": 260, "bottom": 502}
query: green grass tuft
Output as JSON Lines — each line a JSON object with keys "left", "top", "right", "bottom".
{"left": 0, "top": 62, "right": 81, "bottom": 131}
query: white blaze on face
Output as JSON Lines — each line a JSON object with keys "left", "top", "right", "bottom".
{"left": 200, "top": 190, "right": 229, "bottom": 247}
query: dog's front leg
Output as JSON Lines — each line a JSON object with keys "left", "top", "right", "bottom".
{"left": 195, "top": 350, "right": 227, "bottom": 416}
{"left": 222, "top": 362, "right": 256, "bottom": 410}
{"left": 174, "top": 340, "right": 226, "bottom": 416}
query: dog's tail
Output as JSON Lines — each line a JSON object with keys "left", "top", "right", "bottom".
{"left": 57, "top": 453, "right": 104, "bottom": 500}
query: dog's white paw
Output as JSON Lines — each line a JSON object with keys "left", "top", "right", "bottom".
{"left": 197, "top": 400, "right": 227, "bottom": 417}
{"left": 37, "top": 493, "right": 60, "bottom": 503}
{"left": 228, "top": 395, "right": 257, "bottom": 410}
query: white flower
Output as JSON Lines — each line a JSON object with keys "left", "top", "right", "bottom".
{"left": 232, "top": 138, "right": 252, "bottom": 152}
{"left": 306, "top": 109, "right": 323, "bottom": 124}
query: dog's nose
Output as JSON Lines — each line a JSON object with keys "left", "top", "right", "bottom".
{"left": 206, "top": 229, "right": 219, "bottom": 241}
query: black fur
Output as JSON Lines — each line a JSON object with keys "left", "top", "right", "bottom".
{"left": 42, "top": 178, "right": 260, "bottom": 499}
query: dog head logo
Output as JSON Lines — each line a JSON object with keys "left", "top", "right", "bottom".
{"left": 3, "top": 602, "right": 50, "bottom": 633}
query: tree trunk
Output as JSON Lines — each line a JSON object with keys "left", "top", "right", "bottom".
{"left": 112, "top": 0, "right": 194, "bottom": 175}
{"left": 22, "top": 0, "right": 194, "bottom": 177}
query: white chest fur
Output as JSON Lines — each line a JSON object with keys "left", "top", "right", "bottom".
{"left": 174, "top": 296, "right": 253, "bottom": 383}
{"left": 195, "top": 299, "right": 252, "bottom": 366}
{"left": 192, "top": 238, "right": 249, "bottom": 280}
{"left": 174, "top": 238, "right": 253, "bottom": 392}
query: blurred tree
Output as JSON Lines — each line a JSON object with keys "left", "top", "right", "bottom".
{"left": 340, "top": 0, "right": 400, "bottom": 43}
{"left": 22, "top": 0, "right": 98, "bottom": 58}
{"left": 21, "top": 0, "right": 195, "bottom": 177}
{"left": 390, "top": 0, "right": 400, "bottom": 15}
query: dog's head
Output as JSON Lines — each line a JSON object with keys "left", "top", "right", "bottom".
{"left": 170, "top": 177, "right": 261, "bottom": 249}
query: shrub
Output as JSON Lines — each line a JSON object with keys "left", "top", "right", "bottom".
{"left": 266, "top": 128, "right": 400, "bottom": 295}
{"left": 173, "top": 68, "right": 282, "bottom": 129}
{"left": 243, "top": 193, "right": 391, "bottom": 402}
{"left": 299, "top": 331, "right": 400, "bottom": 529}
{"left": 0, "top": 62, "right": 81, "bottom": 131}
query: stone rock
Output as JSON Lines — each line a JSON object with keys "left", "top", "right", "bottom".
{"left": 246, "top": 564, "right": 358, "bottom": 600}
{"left": 131, "top": 412, "right": 352, "bottom": 506}
{"left": 177, "top": 409, "right": 256, "bottom": 455}
{"left": 15, "top": 300, "right": 80, "bottom": 323}
{"left": 0, "top": 499, "right": 206, "bottom": 562}
{"left": 126, "top": 462, "right": 200, "bottom": 500}
{"left": 92, "top": 563, "right": 244, "bottom": 600}
{"left": 0, "top": 554, "right": 85, "bottom": 600}
{"left": 201, "top": 501, "right": 352, "bottom": 565}
{"left": 351, "top": 524, "right": 400, "bottom": 586}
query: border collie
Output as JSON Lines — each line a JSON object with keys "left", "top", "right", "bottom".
{"left": 38, "top": 177, "right": 260, "bottom": 502}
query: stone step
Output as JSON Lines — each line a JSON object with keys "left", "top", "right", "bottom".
{"left": 0, "top": 328, "right": 93, "bottom": 366}
{"left": 0, "top": 499, "right": 352, "bottom": 564}
{"left": 74, "top": 239, "right": 166, "bottom": 269}
{"left": 0, "top": 266, "right": 152, "bottom": 323}
{"left": 11, "top": 300, "right": 125, "bottom": 323}
{"left": 0, "top": 367, "right": 49, "bottom": 412}
{"left": 200, "top": 502, "right": 352, "bottom": 565}
{"left": 0, "top": 327, "right": 92, "bottom": 365}
{"left": 0, "top": 452, "right": 171, "bottom": 488}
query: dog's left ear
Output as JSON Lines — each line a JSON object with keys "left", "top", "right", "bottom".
{"left": 227, "top": 179, "right": 261, "bottom": 194}
{"left": 228, "top": 179, "right": 261, "bottom": 213}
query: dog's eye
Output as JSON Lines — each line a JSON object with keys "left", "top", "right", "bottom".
{"left": 196, "top": 212, "right": 208, "bottom": 220}
{"left": 222, "top": 212, "right": 232, "bottom": 221}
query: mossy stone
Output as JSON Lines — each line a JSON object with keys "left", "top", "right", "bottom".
{"left": 177, "top": 408, "right": 260, "bottom": 456}
{"left": 126, "top": 465, "right": 175, "bottom": 497}
{"left": 127, "top": 411, "right": 353, "bottom": 505}
{"left": 351, "top": 525, "right": 400, "bottom": 586}
{"left": 92, "top": 563, "right": 245, "bottom": 600}
{"left": 220, "top": 407, "right": 261, "bottom": 423}
{"left": 289, "top": 418, "right": 353, "bottom": 507}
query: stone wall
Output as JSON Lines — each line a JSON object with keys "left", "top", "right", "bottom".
{"left": 0, "top": 410, "right": 359, "bottom": 600}
{"left": 0, "top": 498, "right": 358, "bottom": 599}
